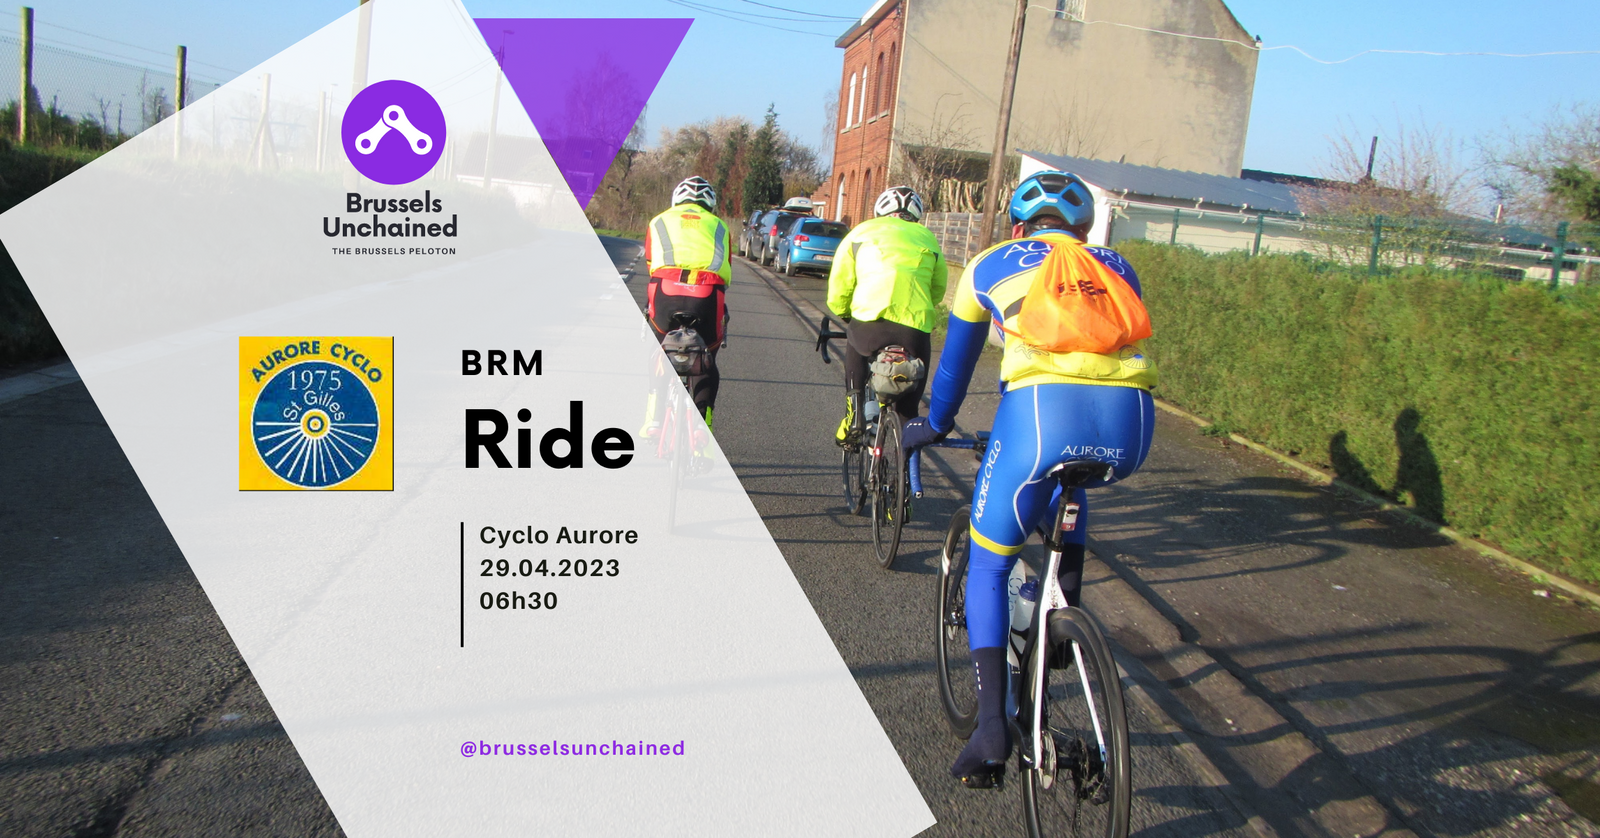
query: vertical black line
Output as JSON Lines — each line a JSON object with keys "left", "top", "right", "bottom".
{"left": 459, "top": 521, "right": 465, "bottom": 648}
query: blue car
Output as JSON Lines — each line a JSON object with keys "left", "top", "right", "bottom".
{"left": 776, "top": 219, "right": 850, "bottom": 277}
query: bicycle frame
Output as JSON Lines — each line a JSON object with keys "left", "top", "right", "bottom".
{"left": 916, "top": 439, "right": 1114, "bottom": 775}
{"left": 1023, "top": 491, "right": 1108, "bottom": 776}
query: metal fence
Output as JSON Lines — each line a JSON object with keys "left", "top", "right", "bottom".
{"left": 0, "top": 34, "right": 225, "bottom": 140}
{"left": 925, "top": 205, "right": 1599, "bottom": 285}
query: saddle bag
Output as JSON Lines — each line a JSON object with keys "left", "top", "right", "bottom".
{"left": 868, "top": 345, "right": 926, "bottom": 398}
{"left": 661, "top": 327, "right": 710, "bottom": 377}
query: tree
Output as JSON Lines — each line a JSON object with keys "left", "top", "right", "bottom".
{"left": 742, "top": 104, "right": 783, "bottom": 211}
{"left": 713, "top": 122, "right": 748, "bottom": 217}
{"left": 1482, "top": 102, "right": 1600, "bottom": 224}
{"left": 1549, "top": 165, "right": 1600, "bottom": 222}
{"left": 1298, "top": 117, "right": 1483, "bottom": 268}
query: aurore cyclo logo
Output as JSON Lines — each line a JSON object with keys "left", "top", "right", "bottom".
{"left": 341, "top": 80, "right": 446, "bottom": 185}
{"left": 239, "top": 337, "right": 394, "bottom": 491}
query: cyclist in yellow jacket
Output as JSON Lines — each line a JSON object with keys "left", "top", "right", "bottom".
{"left": 826, "top": 186, "right": 948, "bottom": 445}
{"left": 642, "top": 176, "right": 734, "bottom": 438}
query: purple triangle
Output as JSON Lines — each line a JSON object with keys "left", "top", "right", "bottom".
{"left": 475, "top": 18, "right": 691, "bottom": 210}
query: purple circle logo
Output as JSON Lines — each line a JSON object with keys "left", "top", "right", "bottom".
{"left": 341, "top": 80, "right": 446, "bottom": 185}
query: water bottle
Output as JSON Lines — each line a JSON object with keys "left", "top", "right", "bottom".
{"left": 1012, "top": 579, "right": 1039, "bottom": 632}
{"left": 863, "top": 394, "right": 880, "bottom": 424}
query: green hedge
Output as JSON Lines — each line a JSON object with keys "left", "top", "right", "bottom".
{"left": 0, "top": 143, "right": 97, "bottom": 366}
{"left": 1123, "top": 239, "right": 1600, "bottom": 584}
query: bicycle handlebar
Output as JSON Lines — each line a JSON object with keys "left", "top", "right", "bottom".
{"left": 908, "top": 432, "right": 988, "bottom": 499}
{"left": 814, "top": 315, "right": 849, "bottom": 364}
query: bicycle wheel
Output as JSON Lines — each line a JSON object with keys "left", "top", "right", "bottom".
{"left": 665, "top": 396, "right": 690, "bottom": 533}
{"left": 841, "top": 442, "right": 867, "bottom": 515}
{"left": 1020, "top": 607, "right": 1131, "bottom": 838}
{"left": 935, "top": 507, "right": 978, "bottom": 738}
{"left": 869, "top": 408, "right": 905, "bottom": 569}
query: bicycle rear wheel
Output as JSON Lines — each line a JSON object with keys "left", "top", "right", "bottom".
{"left": 665, "top": 396, "right": 691, "bottom": 534}
{"left": 870, "top": 409, "right": 906, "bottom": 569}
{"left": 1020, "top": 607, "right": 1131, "bottom": 838}
{"left": 935, "top": 507, "right": 978, "bottom": 738}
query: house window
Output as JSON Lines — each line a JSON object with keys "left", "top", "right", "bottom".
{"left": 862, "top": 168, "right": 873, "bottom": 219}
{"left": 880, "top": 54, "right": 890, "bottom": 113}
{"left": 857, "top": 66, "right": 868, "bottom": 125}
{"left": 845, "top": 73, "right": 857, "bottom": 128}
{"left": 886, "top": 44, "right": 896, "bottom": 112}
{"left": 837, "top": 173, "right": 847, "bottom": 222}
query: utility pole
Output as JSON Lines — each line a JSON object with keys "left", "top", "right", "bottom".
{"left": 347, "top": 0, "right": 372, "bottom": 188}
{"left": 172, "top": 45, "right": 186, "bottom": 158}
{"left": 1363, "top": 136, "right": 1378, "bottom": 183}
{"left": 18, "top": 6, "right": 33, "bottom": 146}
{"left": 976, "top": 0, "right": 1027, "bottom": 251}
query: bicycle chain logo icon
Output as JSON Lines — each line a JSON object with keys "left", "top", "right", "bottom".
{"left": 239, "top": 337, "right": 394, "bottom": 491}
{"left": 341, "top": 80, "right": 446, "bottom": 185}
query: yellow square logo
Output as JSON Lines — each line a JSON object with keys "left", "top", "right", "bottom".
{"left": 239, "top": 337, "right": 394, "bottom": 490}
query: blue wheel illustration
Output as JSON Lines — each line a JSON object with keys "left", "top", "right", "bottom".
{"left": 251, "top": 360, "right": 380, "bottom": 488}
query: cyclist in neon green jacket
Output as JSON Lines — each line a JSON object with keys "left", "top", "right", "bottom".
{"left": 826, "top": 186, "right": 949, "bottom": 445}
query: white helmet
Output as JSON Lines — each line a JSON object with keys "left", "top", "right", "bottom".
{"left": 873, "top": 185, "right": 924, "bottom": 221}
{"left": 672, "top": 176, "right": 717, "bottom": 210}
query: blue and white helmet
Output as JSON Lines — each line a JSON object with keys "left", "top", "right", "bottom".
{"left": 1008, "top": 170, "right": 1093, "bottom": 229}
{"left": 673, "top": 176, "right": 717, "bottom": 210}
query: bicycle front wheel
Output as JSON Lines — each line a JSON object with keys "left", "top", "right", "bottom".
{"left": 935, "top": 507, "right": 978, "bottom": 738}
{"left": 1020, "top": 607, "right": 1131, "bottom": 838}
{"left": 841, "top": 443, "right": 867, "bottom": 515}
{"left": 869, "top": 409, "right": 906, "bottom": 569}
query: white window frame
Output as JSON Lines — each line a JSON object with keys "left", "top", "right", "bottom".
{"left": 856, "top": 66, "right": 869, "bottom": 125}
{"left": 845, "top": 73, "right": 857, "bottom": 129}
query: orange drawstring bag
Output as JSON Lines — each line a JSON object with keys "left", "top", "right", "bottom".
{"left": 1003, "top": 238, "right": 1152, "bottom": 354}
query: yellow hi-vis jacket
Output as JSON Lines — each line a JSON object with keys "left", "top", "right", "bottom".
{"left": 826, "top": 215, "right": 948, "bottom": 332}
{"left": 646, "top": 203, "right": 733, "bottom": 283}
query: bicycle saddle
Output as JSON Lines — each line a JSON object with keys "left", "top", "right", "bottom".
{"left": 1048, "top": 459, "right": 1114, "bottom": 489}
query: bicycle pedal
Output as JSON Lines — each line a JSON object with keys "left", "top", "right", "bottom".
{"left": 958, "top": 763, "right": 1006, "bottom": 790}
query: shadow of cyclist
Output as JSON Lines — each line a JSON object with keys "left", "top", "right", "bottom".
{"left": 1392, "top": 407, "right": 1446, "bottom": 524}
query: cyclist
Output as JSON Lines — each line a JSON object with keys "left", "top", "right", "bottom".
{"left": 900, "top": 171, "right": 1157, "bottom": 786}
{"left": 826, "top": 186, "right": 948, "bottom": 446}
{"left": 641, "top": 176, "right": 734, "bottom": 454}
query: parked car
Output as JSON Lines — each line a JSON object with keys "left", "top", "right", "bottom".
{"left": 776, "top": 218, "right": 850, "bottom": 277}
{"left": 738, "top": 209, "right": 766, "bottom": 258}
{"left": 750, "top": 209, "right": 808, "bottom": 266}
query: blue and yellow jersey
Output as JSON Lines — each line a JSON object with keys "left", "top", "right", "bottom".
{"left": 949, "top": 231, "right": 1156, "bottom": 391}
{"left": 925, "top": 231, "right": 1156, "bottom": 434}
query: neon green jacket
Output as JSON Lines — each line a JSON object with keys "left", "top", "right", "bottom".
{"left": 646, "top": 203, "right": 733, "bottom": 283}
{"left": 826, "top": 215, "right": 949, "bottom": 332}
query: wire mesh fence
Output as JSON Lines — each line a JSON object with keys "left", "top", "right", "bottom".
{"left": 0, "top": 34, "right": 227, "bottom": 147}
{"left": 925, "top": 204, "right": 1599, "bottom": 285}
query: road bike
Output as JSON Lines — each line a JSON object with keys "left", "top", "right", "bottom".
{"left": 914, "top": 439, "right": 1132, "bottom": 837}
{"left": 815, "top": 317, "right": 915, "bottom": 569}
{"left": 655, "top": 313, "right": 712, "bottom": 533}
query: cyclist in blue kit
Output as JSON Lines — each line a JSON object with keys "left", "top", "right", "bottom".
{"left": 900, "top": 171, "right": 1158, "bottom": 785}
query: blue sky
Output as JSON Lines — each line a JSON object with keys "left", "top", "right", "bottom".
{"left": 18, "top": 0, "right": 1600, "bottom": 178}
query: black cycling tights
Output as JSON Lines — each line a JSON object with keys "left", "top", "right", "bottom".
{"left": 844, "top": 318, "right": 931, "bottom": 421}
{"left": 652, "top": 294, "right": 722, "bottom": 414}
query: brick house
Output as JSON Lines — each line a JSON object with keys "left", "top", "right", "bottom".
{"left": 814, "top": 0, "right": 1259, "bottom": 227}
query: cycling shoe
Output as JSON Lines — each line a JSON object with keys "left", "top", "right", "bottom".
{"left": 958, "top": 762, "right": 1005, "bottom": 790}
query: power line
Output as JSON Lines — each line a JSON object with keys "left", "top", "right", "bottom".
{"left": 663, "top": 0, "right": 834, "bottom": 36}
{"left": 732, "top": 0, "right": 858, "bottom": 21}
